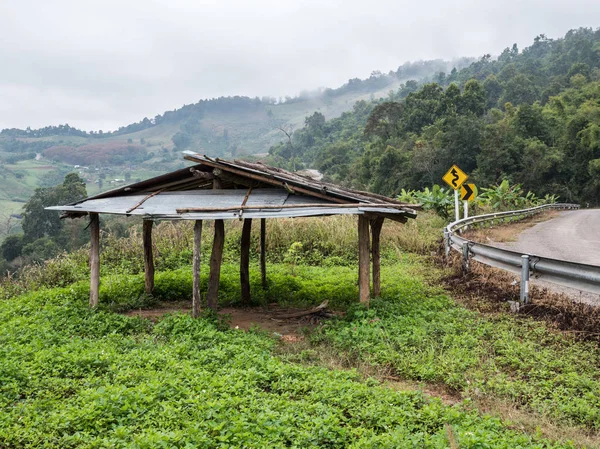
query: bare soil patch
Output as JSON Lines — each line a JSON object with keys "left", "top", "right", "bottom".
{"left": 463, "top": 210, "right": 559, "bottom": 244}
{"left": 440, "top": 253, "right": 600, "bottom": 341}
{"left": 25, "top": 165, "right": 55, "bottom": 170}
{"left": 124, "top": 301, "right": 339, "bottom": 340}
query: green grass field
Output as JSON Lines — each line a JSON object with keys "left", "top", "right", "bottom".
{"left": 1, "top": 210, "right": 599, "bottom": 447}
{"left": 0, "top": 259, "right": 589, "bottom": 448}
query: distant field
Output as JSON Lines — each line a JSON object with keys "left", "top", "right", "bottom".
{"left": 0, "top": 76, "right": 410, "bottom": 219}
{"left": 0, "top": 199, "right": 24, "bottom": 216}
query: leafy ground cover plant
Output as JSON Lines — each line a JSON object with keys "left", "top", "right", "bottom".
{"left": 0, "top": 285, "right": 578, "bottom": 448}
{"left": 1, "top": 212, "right": 597, "bottom": 446}
{"left": 312, "top": 265, "right": 600, "bottom": 432}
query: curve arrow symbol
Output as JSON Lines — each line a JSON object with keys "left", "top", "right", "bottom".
{"left": 461, "top": 183, "right": 474, "bottom": 201}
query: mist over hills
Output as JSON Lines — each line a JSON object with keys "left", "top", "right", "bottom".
{"left": 1, "top": 25, "right": 599, "bottom": 226}
{"left": 0, "top": 57, "right": 471, "bottom": 218}
{"left": 0, "top": 57, "right": 472, "bottom": 155}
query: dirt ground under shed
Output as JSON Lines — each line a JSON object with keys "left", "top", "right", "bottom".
{"left": 124, "top": 301, "right": 338, "bottom": 342}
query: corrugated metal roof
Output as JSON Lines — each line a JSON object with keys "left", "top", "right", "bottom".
{"left": 46, "top": 154, "right": 418, "bottom": 221}
{"left": 47, "top": 188, "right": 407, "bottom": 220}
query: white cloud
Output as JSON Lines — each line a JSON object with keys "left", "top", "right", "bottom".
{"left": 0, "top": 0, "right": 598, "bottom": 131}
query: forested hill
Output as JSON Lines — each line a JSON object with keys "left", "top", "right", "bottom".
{"left": 0, "top": 57, "right": 471, "bottom": 223}
{"left": 0, "top": 58, "right": 470, "bottom": 159}
{"left": 268, "top": 27, "right": 600, "bottom": 205}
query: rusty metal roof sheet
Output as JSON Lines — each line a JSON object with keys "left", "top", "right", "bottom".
{"left": 47, "top": 189, "right": 407, "bottom": 220}
{"left": 46, "top": 154, "right": 418, "bottom": 221}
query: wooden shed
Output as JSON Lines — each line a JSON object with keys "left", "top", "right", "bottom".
{"left": 47, "top": 152, "right": 417, "bottom": 315}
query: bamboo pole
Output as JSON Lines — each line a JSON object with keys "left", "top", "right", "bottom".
{"left": 370, "top": 217, "right": 384, "bottom": 297}
{"left": 240, "top": 218, "right": 252, "bottom": 304}
{"left": 260, "top": 218, "right": 267, "bottom": 289}
{"left": 192, "top": 220, "right": 203, "bottom": 318}
{"left": 143, "top": 220, "right": 154, "bottom": 294}
{"left": 358, "top": 215, "right": 370, "bottom": 305}
{"left": 89, "top": 213, "right": 100, "bottom": 308}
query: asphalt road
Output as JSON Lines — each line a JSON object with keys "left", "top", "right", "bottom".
{"left": 499, "top": 209, "right": 600, "bottom": 266}
{"left": 494, "top": 209, "right": 600, "bottom": 304}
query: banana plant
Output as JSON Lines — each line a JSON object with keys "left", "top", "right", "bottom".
{"left": 479, "top": 180, "right": 526, "bottom": 211}
{"left": 413, "top": 184, "right": 454, "bottom": 219}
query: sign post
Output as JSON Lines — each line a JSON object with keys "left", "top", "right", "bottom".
{"left": 454, "top": 190, "right": 460, "bottom": 222}
{"left": 442, "top": 164, "right": 469, "bottom": 222}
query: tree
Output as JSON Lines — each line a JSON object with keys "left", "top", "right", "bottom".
{"left": 305, "top": 112, "right": 326, "bottom": 135}
{"left": 277, "top": 125, "right": 296, "bottom": 170}
{"left": 22, "top": 237, "right": 60, "bottom": 263}
{"left": 1, "top": 234, "right": 24, "bottom": 261}
{"left": 0, "top": 213, "right": 20, "bottom": 239}
{"left": 172, "top": 132, "right": 192, "bottom": 150}
{"left": 364, "top": 102, "right": 404, "bottom": 140}
{"left": 21, "top": 173, "right": 87, "bottom": 241}
{"left": 61, "top": 173, "right": 87, "bottom": 203}
{"left": 460, "top": 79, "right": 486, "bottom": 116}
{"left": 483, "top": 75, "right": 503, "bottom": 109}
{"left": 501, "top": 74, "right": 538, "bottom": 106}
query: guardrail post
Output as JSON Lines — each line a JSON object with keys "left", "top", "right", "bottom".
{"left": 444, "top": 230, "right": 449, "bottom": 256}
{"left": 462, "top": 244, "right": 470, "bottom": 274}
{"left": 520, "top": 255, "right": 530, "bottom": 304}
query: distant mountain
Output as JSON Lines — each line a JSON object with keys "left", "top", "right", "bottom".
{"left": 0, "top": 57, "right": 473, "bottom": 225}
{"left": 1, "top": 58, "right": 473, "bottom": 158}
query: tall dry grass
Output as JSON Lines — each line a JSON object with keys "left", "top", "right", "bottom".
{"left": 0, "top": 212, "right": 445, "bottom": 299}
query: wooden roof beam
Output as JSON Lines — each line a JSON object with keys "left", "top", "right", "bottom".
{"left": 185, "top": 155, "right": 347, "bottom": 204}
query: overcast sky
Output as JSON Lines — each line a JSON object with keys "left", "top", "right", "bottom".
{"left": 0, "top": 0, "right": 598, "bottom": 132}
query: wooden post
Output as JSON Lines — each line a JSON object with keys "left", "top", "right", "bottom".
{"left": 206, "top": 220, "right": 225, "bottom": 311}
{"left": 370, "top": 217, "right": 384, "bottom": 297}
{"left": 143, "top": 220, "right": 154, "bottom": 295}
{"left": 240, "top": 218, "right": 252, "bottom": 304}
{"left": 260, "top": 218, "right": 267, "bottom": 289}
{"left": 192, "top": 220, "right": 203, "bottom": 318}
{"left": 358, "top": 215, "right": 370, "bottom": 305}
{"left": 89, "top": 213, "right": 100, "bottom": 308}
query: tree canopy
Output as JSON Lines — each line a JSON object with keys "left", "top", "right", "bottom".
{"left": 266, "top": 27, "right": 600, "bottom": 205}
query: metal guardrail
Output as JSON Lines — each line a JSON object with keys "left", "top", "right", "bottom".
{"left": 444, "top": 203, "right": 600, "bottom": 302}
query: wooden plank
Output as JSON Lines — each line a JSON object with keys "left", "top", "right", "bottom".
{"left": 370, "top": 217, "right": 384, "bottom": 297}
{"left": 273, "top": 301, "right": 328, "bottom": 319}
{"left": 241, "top": 186, "right": 253, "bottom": 206}
{"left": 206, "top": 220, "right": 225, "bottom": 310}
{"left": 358, "top": 215, "right": 370, "bottom": 305}
{"left": 213, "top": 168, "right": 258, "bottom": 188}
{"left": 183, "top": 155, "right": 347, "bottom": 204}
{"left": 213, "top": 175, "right": 223, "bottom": 190}
{"left": 260, "top": 218, "right": 267, "bottom": 289}
{"left": 127, "top": 189, "right": 164, "bottom": 213}
{"left": 89, "top": 213, "right": 100, "bottom": 308}
{"left": 190, "top": 168, "right": 215, "bottom": 179}
{"left": 219, "top": 158, "right": 419, "bottom": 207}
{"left": 192, "top": 220, "right": 202, "bottom": 318}
{"left": 143, "top": 220, "right": 154, "bottom": 294}
{"left": 240, "top": 218, "right": 252, "bottom": 304}
{"left": 177, "top": 203, "right": 410, "bottom": 213}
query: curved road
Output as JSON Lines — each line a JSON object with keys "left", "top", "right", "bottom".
{"left": 499, "top": 209, "right": 600, "bottom": 266}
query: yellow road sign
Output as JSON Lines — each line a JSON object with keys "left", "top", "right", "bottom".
{"left": 461, "top": 183, "right": 477, "bottom": 201}
{"left": 442, "top": 164, "right": 468, "bottom": 190}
